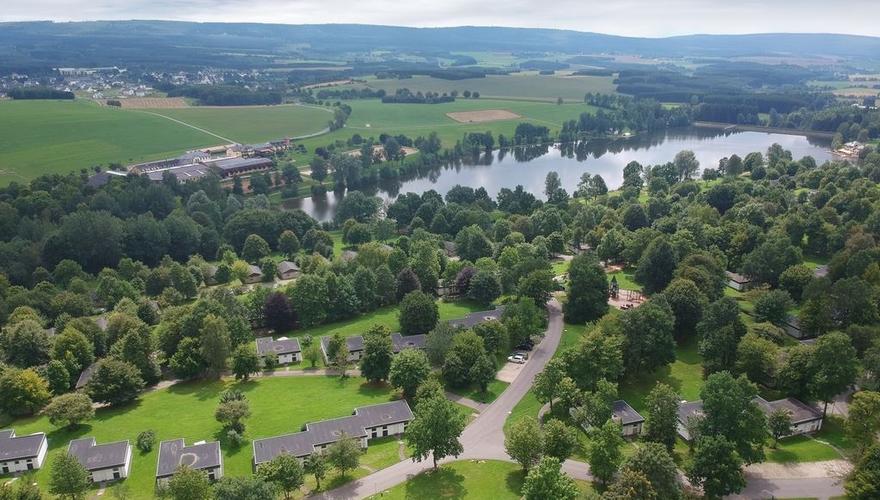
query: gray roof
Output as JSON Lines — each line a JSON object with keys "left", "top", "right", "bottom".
{"left": 68, "top": 437, "right": 130, "bottom": 471}
{"left": 321, "top": 335, "right": 364, "bottom": 354}
{"left": 340, "top": 250, "right": 358, "bottom": 262}
{"left": 611, "top": 400, "right": 644, "bottom": 426}
{"left": 725, "top": 271, "right": 752, "bottom": 283}
{"left": 145, "top": 163, "right": 212, "bottom": 182}
{"left": 447, "top": 307, "right": 505, "bottom": 329}
{"left": 277, "top": 261, "right": 300, "bottom": 274}
{"left": 210, "top": 157, "right": 272, "bottom": 172}
{"left": 253, "top": 400, "right": 413, "bottom": 465}
{"left": 0, "top": 430, "right": 46, "bottom": 461}
{"left": 677, "top": 400, "right": 705, "bottom": 425}
{"left": 390, "top": 333, "right": 427, "bottom": 353}
{"left": 247, "top": 265, "right": 263, "bottom": 277}
{"left": 813, "top": 265, "right": 829, "bottom": 278}
{"left": 255, "top": 337, "right": 301, "bottom": 356}
{"left": 75, "top": 362, "right": 99, "bottom": 389}
{"left": 761, "top": 397, "right": 823, "bottom": 424}
{"left": 156, "top": 439, "right": 222, "bottom": 478}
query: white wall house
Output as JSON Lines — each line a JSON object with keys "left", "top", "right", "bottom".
{"left": 255, "top": 337, "right": 302, "bottom": 365}
{"left": 0, "top": 430, "right": 47, "bottom": 475}
{"left": 68, "top": 438, "right": 132, "bottom": 483}
{"left": 320, "top": 335, "right": 364, "bottom": 363}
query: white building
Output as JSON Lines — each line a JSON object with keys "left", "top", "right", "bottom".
{"left": 67, "top": 437, "right": 132, "bottom": 483}
{"left": 0, "top": 429, "right": 48, "bottom": 474}
{"left": 256, "top": 336, "right": 302, "bottom": 364}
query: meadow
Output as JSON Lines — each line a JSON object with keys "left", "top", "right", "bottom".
{"left": 340, "top": 73, "right": 617, "bottom": 102}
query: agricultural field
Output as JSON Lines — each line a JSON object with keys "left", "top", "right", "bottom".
{"left": 4, "top": 376, "right": 402, "bottom": 499}
{"left": 338, "top": 73, "right": 617, "bottom": 102}
{"left": 0, "top": 100, "right": 333, "bottom": 185}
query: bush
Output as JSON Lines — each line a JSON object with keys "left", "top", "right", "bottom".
{"left": 137, "top": 430, "right": 156, "bottom": 453}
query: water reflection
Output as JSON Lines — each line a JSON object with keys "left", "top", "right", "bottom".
{"left": 284, "top": 127, "right": 832, "bottom": 221}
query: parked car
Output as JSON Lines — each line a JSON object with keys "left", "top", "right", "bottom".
{"left": 507, "top": 354, "right": 526, "bottom": 364}
{"left": 516, "top": 339, "right": 535, "bottom": 351}
{"left": 514, "top": 351, "right": 530, "bottom": 360}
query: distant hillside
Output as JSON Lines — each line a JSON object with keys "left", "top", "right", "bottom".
{"left": 2, "top": 21, "right": 879, "bottom": 72}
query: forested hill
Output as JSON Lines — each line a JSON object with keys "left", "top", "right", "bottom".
{"left": 2, "top": 21, "right": 880, "bottom": 71}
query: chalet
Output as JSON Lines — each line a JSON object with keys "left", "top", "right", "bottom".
{"left": 252, "top": 401, "right": 413, "bottom": 467}
{"left": 156, "top": 439, "right": 222, "bottom": 484}
{"left": 676, "top": 400, "right": 705, "bottom": 441}
{"left": 276, "top": 261, "right": 300, "bottom": 280}
{"left": 782, "top": 315, "right": 808, "bottom": 339}
{"left": 320, "top": 335, "right": 364, "bottom": 362}
{"left": 256, "top": 337, "right": 301, "bottom": 364}
{"left": 813, "top": 265, "right": 829, "bottom": 278}
{"left": 0, "top": 430, "right": 48, "bottom": 474}
{"left": 725, "top": 271, "right": 754, "bottom": 291}
{"left": 754, "top": 397, "right": 823, "bottom": 436}
{"left": 67, "top": 438, "right": 132, "bottom": 483}
{"left": 75, "top": 362, "right": 99, "bottom": 390}
{"left": 611, "top": 400, "right": 645, "bottom": 437}
{"left": 448, "top": 307, "right": 505, "bottom": 329}
{"left": 390, "top": 333, "right": 427, "bottom": 353}
{"left": 243, "top": 265, "right": 263, "bottom": 284}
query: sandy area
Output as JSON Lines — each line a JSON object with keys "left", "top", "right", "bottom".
{"left": 109, "top": 97, "right": 189, "bottom": 108}
{"left": 446, "top": 109, "right": 521, "bottom": 123}
{"left": 496, "top": 360, "right": 525, "bottom": 383}
{"left": 745, "top": 460, "right": 851, "bottom": 479}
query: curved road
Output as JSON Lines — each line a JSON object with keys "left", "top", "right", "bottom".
{"left": 312, "top": 298, "right": 845, "bottom": 499}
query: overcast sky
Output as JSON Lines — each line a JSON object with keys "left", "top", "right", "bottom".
{"left": 2, "top": 0, "right": 878, "bottom": 38}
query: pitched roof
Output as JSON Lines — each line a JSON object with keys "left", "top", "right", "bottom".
{"left": 611, "top": 400, "right": 644, "bottom": 426}
{"left": 247, "top": 265, "right": 263, "bottom": 276}
{"left": 447, "top": 307, "right": 505, "bottom": 329}
{"left": 255, "top": 337, "right": 301, "bottom": 356}
{"left": 253, "top": 431, "right": 315, "bottom": 463}
{"left": 156, "top": 439, "right": 222, "bottom": 478}
{"left": 0, "top": 430, "right": 46, "bottom": 461}
{"left": 320, "top": 335, "right": 364, "bottom": 354}
{"left": 725, "top": 271, "right": 752, "bottom": 283}
{"left": 813, "top": 265, "right": 829, "bottom": 278}
{"left": 210, "top": 157, "right": 272, "bottom": 172}
{"left": 277, "top": 261, "right": 300, "bottom": 274}
{"left": 75, "top": 362, "right": 99, "bottom": 389}
{"left": 677, "top": 400, "right": 705, "bottom": 425}
{"left": 390, "top": 333, "right": 427, "bottom": 353}
{"left": 764, "top": 397, "right": 823, "bottom": 424}
{"left": 68, "top": 437, "right": 130, "bottom": 471}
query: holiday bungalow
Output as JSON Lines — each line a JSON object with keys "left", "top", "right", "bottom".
{"left": 255, "top": 337, "right": 301, "bottom": 365}
{"left": 276, "top": 261, "right": 300, "bottom": 280}
{"left": 156, "top": 439, "right": 223, "bottom": 484}
{"left": 68, "top": 438, "right": 132, "bottom": 483}
{"left": 725, "top": 271, "right": 754, "bottom": 291}
{"left": 0, "top": 430, "right": 48, "bottom": 475}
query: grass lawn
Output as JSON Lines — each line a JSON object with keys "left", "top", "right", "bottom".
{"left": 618, "top": 337, "right": 704, "bottom": 414}
{"left": 607, "top": 267, "right": 640, "bottom": 291}
{"left": 447, "top": 379, "right": 510, "bottom": 404}
{"left": 0, "top": 100, "right": 218, "bottom": 184}
{"left": 2, "top": 376, "right": 399, "bottom": 499}
{"left": 367, "top": 459, "right": 595, "bottom": 499}
{"left": 551, "top": 259, "right": 570, "bottom": 276}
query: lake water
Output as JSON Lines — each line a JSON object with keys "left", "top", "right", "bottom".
{"left": 285, "top": 127, "right": 832, "bottom": 221}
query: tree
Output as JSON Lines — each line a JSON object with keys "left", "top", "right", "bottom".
{"left": 542, "top": 419, "right": 577, "bottom": 461}
{"left": 326, "top": 434, "right": 361, "bottom": 478}
{"left": 517, "top": 269, "right": 554, "bottom": 306}
{"left": 735, "top": 333, "right": 779, "bottom": 386}
{"left": 561, "top": 328, "right": 624, "bottom": 391}
{"left": 741, "top": 235, "right": 802, "bottom": 287}
{"left": 687, "top": 435, "right": 746, "bottom": 500}
{"left": 395, "top": 268, "right": 421, "bottom": 301}
{"left": 564, "top": 253, "right": 608, "bottom": 324}
{"left": 603, "top": 469, "right": 657, "bottom": 500}
{"left": 241, "top": 234, "right": 271, "bottom": 263}
{"left": 48, "top": 453, "right": 90, "bottom": 500}
{"left": 0, "top": 367, "right": 51, "bottom": 416}
{"left": 768, "top": 408, "right": 792, "bottom": 447}
{"left": 521, "top": 456, "right": 579, "bottom": 500}
{"left": 505, "top": 418, "right": 544, "bottom": 470}
{"left": 698, "top": 298, "right": 747, "bottom": 375}
{"left": 635, "top": 237, "right": 677, "bottom": 294}
{"left": 443, "top": 330, "right": 488, "bottom": 388}
{"left": 754, "top": 290, "right": 794, "bottom": 324}
{"left": 673, "top": 150, "right": 699, "bottom": 180}
{"left": 257, "top": 453, "right": 304, "bottom": 500}
{"left": 169, "top": 337, "right": 205, "bottom": 380}
{"left": 1, "top": 319, "right": 51, "bottom": 368}
{"left": 779, "top": 264, "right": 813, "bottom": 302}
{"left": 847, "top": 391, "right": 880, "bottom": 455}
{"left": 360, "top": 325, "right": 394, "bottom": 383}
{"left": 165, "top": 465, "right": 211, "bottom": 500}
{"left": 398, "top": 291, "right": 438, "bottom": 336}
{"left": 620, "top": 442, "right": 680, "bottom": 500}
{"left": 405, "top": 391, "right": 466, "bottom": 468}
{"left": 46, "top": 360, "right": 71, "bottom": 395}
{"left": 86, "top": 358, "right": 145, "bottom": 407}
{"left": 469, "top": 354, "right": 495, "bottom": 392}
{"left": 533, "top": 358, "right": 567, "bottom": 412}
{"left": 43, "top": 393, "right": 94, "bottom": 429}
{"left": 304, "top": 342, "right": 321, "bottom": 368}
{"left": 663, "top": 278, "right": 707, "bottom": 339}
{"left": 137, "top": 430, "right": 156, "bottom": 453}
{"left": 335, "top": 191, "right": 380, "bottom": 223}
{"left": 572, "top": 378, "right": 617, "bottom": 430}
{"left": 454, "top": 225, "right": 493, "bottom": 263}
{"left": 777, "top": 343, "right": 816, "bottom": 400}
{"left": 810, "top": 331, "right": 858, "bottom": 417}
{"left": 467, "top": 271, "right": 501, "bottom": 305}
{"left": 847, "top": 443, "right": 880, "bottom": 499}
{"left": 643, "top": 383, "right": 679, "bottom": 452}
{"left": 389, "top": 348, "right": 431, "bottom": 398}
{"left": 213, "top": 476, "right": 278, "bottom": 500}
{"left": 231, "top": 344, "right": 261, "bottom": 381}
{"left": 425, "top": 322, "right": 455, "bottom": 366}
{"left": 278, "top": 230, "right": 300, "bottom": 257}
{"left": 304, "top": 451, "right": 329, "bottom": 489}
{"left": 333, "top": 342, "right": 352, "bottom": 377}
{"left": 263, "top": 292, "right": 295, "bottom": 333}
{"left": 587, "top": 420, "right": 624, "bottom": 486}
{"left": 199, "top": 314, "right": 231, "bottom": 377}
{"left": 289, "top": 274, "right": 329, "bottom": 327}
{"left": 619, "top": 297, "right": 676, "bottom": 376}
{"left": 51, "top": 327, "right": 95, "bottom": 374}
{"left": 699, "top": 371, "right": 766, "bottom": 464}
{"left": 215, "top": 394, "right": 251, "bottom": 434}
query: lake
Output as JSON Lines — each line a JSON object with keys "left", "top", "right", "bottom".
{"left": 285, "top": 127, "right": 832, "bottom": 221}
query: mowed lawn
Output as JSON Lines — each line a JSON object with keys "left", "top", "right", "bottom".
{"left": 343, "top": 73, "right": 618, "bottom": 102}
{"left": 147, "top": 104, "right": 334, "bottom": 143}
{"left": 367, "top": 459, "right": 595, "bottom": 499}
{"left": 5, "top": 376, "right": 400, "bottom": 499}
{"left": 0, "top": 100, "right": 218, "bottom": 184}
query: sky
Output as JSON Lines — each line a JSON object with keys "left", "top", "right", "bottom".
{"left": 2, "top": 0, "right": 878, "bottom": 38}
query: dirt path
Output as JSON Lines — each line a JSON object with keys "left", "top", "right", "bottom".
{"left": 135, "top": 111, "right": 237, "bottom": 143}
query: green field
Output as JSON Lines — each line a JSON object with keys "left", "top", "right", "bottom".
{"left": 3, "top": 376, "right": 400, "bottom": 498}
{"left": 146, "top": 104, "right": 334, "bottom": 143}
{"left": 0, "top": 100, "right": 333, "bottom": 185}
{"left": 368, "top": 459, "right": 594, "bottom": 499}
{"left": 341, "top": 73, "right": 617, "bottom": 102}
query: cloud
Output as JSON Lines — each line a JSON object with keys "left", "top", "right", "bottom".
{"left": 2, "top": 0, "right": 878, "bottom": 38}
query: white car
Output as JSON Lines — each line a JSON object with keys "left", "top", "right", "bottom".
{"left": 507, "top": 354, "right": 526, "bottom": 364}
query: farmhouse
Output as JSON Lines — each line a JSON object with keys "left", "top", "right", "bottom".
{"left": 67, "top": 437, "right": 132, "bottom": 483}
{"left": 448, "top": 307, "right": 506, "bottom": 329}
{"left": 256, "top": 336, "right": 301, "bottom": 364}
{"left": 252, "top": 400, "right": 413, "bottom": 467}
{"left": 156, "top": 439, "right": 223, "bottom": 484}
{"left": 244, "top": 265, "right": 263, "bottom": 284}
{"left": 320, "top": 335, "right": 364, "bottom": 362}
{"left": 0, "top": 430, "right": 48, "bottom": 474}
{"left": 677, "top": 397, "right": 822, "bottom": 441}
{"left": 725, "top": 271, "right": 754, "bottom": 291}
{"left": 276, "top": 260, "right": 301, "bottom": 280}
